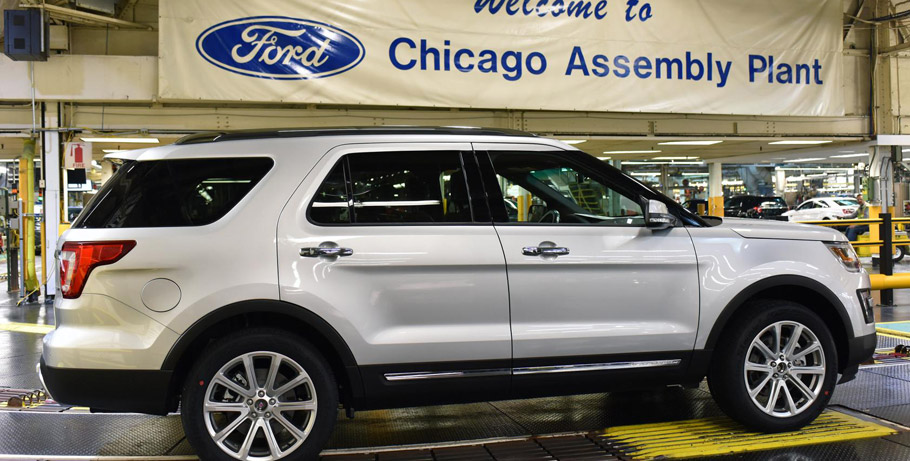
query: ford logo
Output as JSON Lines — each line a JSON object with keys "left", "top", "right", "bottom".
{"left": 196, "top": 16, "right": 365, "bottom": 80}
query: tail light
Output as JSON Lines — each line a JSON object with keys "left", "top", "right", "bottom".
{"left": 59, "top": 241, "right": 136, "bottom": 299}
{"left": 753, "top": 206, "right": 763, "bottom": 213}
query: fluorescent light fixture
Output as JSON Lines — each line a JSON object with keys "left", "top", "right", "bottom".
{"left": 830, "top": 153, "right": 868, "bottom": 158}
{"left": 630, "top": 172, "right": 659, "bottom": 176}
{"left": 658, "top": 141, "right": 723, "bottom": 146}
{"left": 837, "top": 151, "right": 856, "bottom": 154}
{"left": 102, "top": 149, "right": 127, "bottom": 153}
{"left": 623, "top": 161, "right": 704, "bottom": 165}
{"left": 80, "top": 137, "right": 159, "bottom": 144}
{"left": 681, "top": 172, "right": 709, "bottom": 176}
{"left": 603, "top": 150, "right": 662, "bottom": 154}
{"left": 560, "top": 140, "right": 587, "bottom": 145}
{"left": 791, "top": 158, "right": 827, "bottom": 163}
{"left": 597, "top": 157, "right": 612, "bottom": 160}
{"left": 768, "top": 140, "right": 832, "bottom": 145}
{"left": 653, "top": 156, "right": 700, "bottom": 160}
{"left": 903, "top": 148, "right": 910, "bottom": 153}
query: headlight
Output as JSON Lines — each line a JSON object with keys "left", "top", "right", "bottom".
{"left": 825, "top": 241, "right": 861, "bottom": 272}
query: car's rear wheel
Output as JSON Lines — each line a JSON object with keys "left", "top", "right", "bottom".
{"left": 708, "top": 300, "right": 837, "bottom": 432}
{"left": 181, "top": 329, "right": 338, "bottom": 460}
{"left": 894, "top": 246, "right": 906, "bottom": 263}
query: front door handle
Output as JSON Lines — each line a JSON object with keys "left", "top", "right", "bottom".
{"left": 300, "top": 247, "right": 353, "bottom": 258}
{"left": 522, "top": 246, "right": 570, "bottom": 257}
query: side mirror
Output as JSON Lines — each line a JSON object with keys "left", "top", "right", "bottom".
{"left": 646, "top": 199, "right": 674, "bottom": 230}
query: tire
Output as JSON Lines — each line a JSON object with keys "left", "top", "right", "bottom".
{"left": 894, "top": 246, "right": 906, "bottom": 263}
{"left": 707, "top": 300, "right": 838, "bottom": 432}
{"left": 181, "top": 329, "right": 338, "bottom": 461}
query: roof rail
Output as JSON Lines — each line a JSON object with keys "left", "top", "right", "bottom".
{"left": 175, "top": 126, "right": 536, "bottom": 145}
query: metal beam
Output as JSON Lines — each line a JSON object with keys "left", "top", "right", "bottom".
{"left": 20, "top": 3, "right": 152, "bottom": 29}
{"left": 878, "top": 41, "right": 910, "bottom": 54}
{"left": 845, "top": 0, "right": 869, "bottom": 41}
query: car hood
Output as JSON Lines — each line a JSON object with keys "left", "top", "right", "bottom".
{"left": 719, "top": 217, "right": 846, "bottom": 242}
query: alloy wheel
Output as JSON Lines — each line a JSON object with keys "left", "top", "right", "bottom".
{"left": 743, "top": 321, "right": 826, "bottom": 418}
{"left": 203, "top": 351, "right": 317, "bottom": 460}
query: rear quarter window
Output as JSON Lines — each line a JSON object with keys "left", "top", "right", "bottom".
{"left": 74, "top": 158, "right": 273, "bottom": 228}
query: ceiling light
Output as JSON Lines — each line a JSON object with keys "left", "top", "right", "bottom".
{"left": 653, "top": 156, "right": 700, "bottom": 160}
{"left": 830, "top": 153, "right": 868, "bottom": 158}
{"left": 658, "top": 141, "right": 723, "bottom": 146}
{"left": 681, "top": 172, "right": 709, "bottom": 176}
{"left": 80, "top": 137, "right": 160, "bottom": 144}
{"left": 603, "top": 150, "right": 662, "bottom": 154}
{"left": 630, "top": 172, "right": 659, "bottom": 176}
{"left": 560, "top": 140, "right": 587, "bottom": 145}
{"left": 597, "top": 157, "right": 612, "bottom": 160}
{"left": 790, "top": 158, "right": 827, "bottom": 163}
{"left": 102, "top": 149, "right": 127, "bottom": 153}
{"left": 768, "top": 140, "right": 832, "bottom": 145}
{"left": 623, "top": 161, "right": 704, "bottom": 165}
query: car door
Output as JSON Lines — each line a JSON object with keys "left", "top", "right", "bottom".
{"left": 793, "top": 201, "right": 813, "bottom": 221}
{"left": 473, "top": 144, "right": 700, "bottom": 394}
{"left": 816, "top": 200, "right": 832, "bottom": 219}
{"left": 277, "top": 143, "right": 511, "bottom": 404}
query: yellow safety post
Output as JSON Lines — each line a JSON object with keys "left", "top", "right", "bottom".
{"left": 516, "top": 195, "right": 526, "bottom": 222}
{"left": 696, "top": 202, "right": 706, "bottom": 216}
{"left": 20, "top": 140, "right": 38, "bottom": 297}
{"left": 869, "top": 205, "right": 880, "bottom": 256}
{"left": 870, "top": 273, "right": 910, "bottom": 290}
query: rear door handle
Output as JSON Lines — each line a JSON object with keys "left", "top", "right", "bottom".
{"left": 300, "top": 247, "right": 353, "bottom": 258}
{"left": 522, "top": 246, "right": 570, "bottom": 257}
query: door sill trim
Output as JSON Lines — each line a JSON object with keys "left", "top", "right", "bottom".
{"left": 384, "top": 368, "right": 511, "bottom": 381}
{"left": 512, "top": 359, "right": 682, "bottom": 375}
{"left": 382, "top": 359, "right": 682, "bottom": 381}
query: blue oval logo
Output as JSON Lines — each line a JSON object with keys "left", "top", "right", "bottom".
{"left": 196, "top": 16, "right": 365, "bottom": 80}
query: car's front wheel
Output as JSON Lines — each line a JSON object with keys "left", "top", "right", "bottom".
{"left": 181, "top": 329, "right": 338, "bottom": 460}
{"left": 708, "top": 300, "right": 838, "bottom": 432}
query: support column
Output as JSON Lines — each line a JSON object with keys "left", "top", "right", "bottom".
{"left": 775, "top": 170, "right": 787, "bottom": 196}
{"left": 709, "top": 162, "right": 723, "bottom": 216}
{"left": 43, "top": 103, "right": 61, "bottom": 299}
{"left": 20, "top": 140, "right": 38, "bottom": 299}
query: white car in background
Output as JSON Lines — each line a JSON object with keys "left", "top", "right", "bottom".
{"left": 783, "top": 197, "right": 859, "bottom": 222}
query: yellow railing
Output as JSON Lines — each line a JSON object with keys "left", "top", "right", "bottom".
{"left": 793, "top": 215, "right": 908, "bottom": 300}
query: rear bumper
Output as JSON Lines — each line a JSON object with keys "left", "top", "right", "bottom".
{"left": 839, "top": 331, "right": 876, "bottom": 384}
{"left": 39, "top": 356, "right": 174, "bottom": 415}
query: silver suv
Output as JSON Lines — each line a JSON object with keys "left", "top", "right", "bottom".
{"left": 40, "top": 127, "right": 876, "bottom": 461}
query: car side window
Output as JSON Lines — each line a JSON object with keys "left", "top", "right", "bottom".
{"left": 308, "top": 151, "right": 474, "bottom": 225}
{"left": 309, "top": 162, "right": 350, "bottom": 224}
{"left": 486, "top": 151, "right": 644, "bottom": 226}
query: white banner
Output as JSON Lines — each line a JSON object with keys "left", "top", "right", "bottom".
{"left": 159, "top": 0, "right": 844, "bottom": 116}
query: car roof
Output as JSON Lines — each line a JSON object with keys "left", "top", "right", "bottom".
{"left": 175, "top": 126, "right": 537, "bottom": 145}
